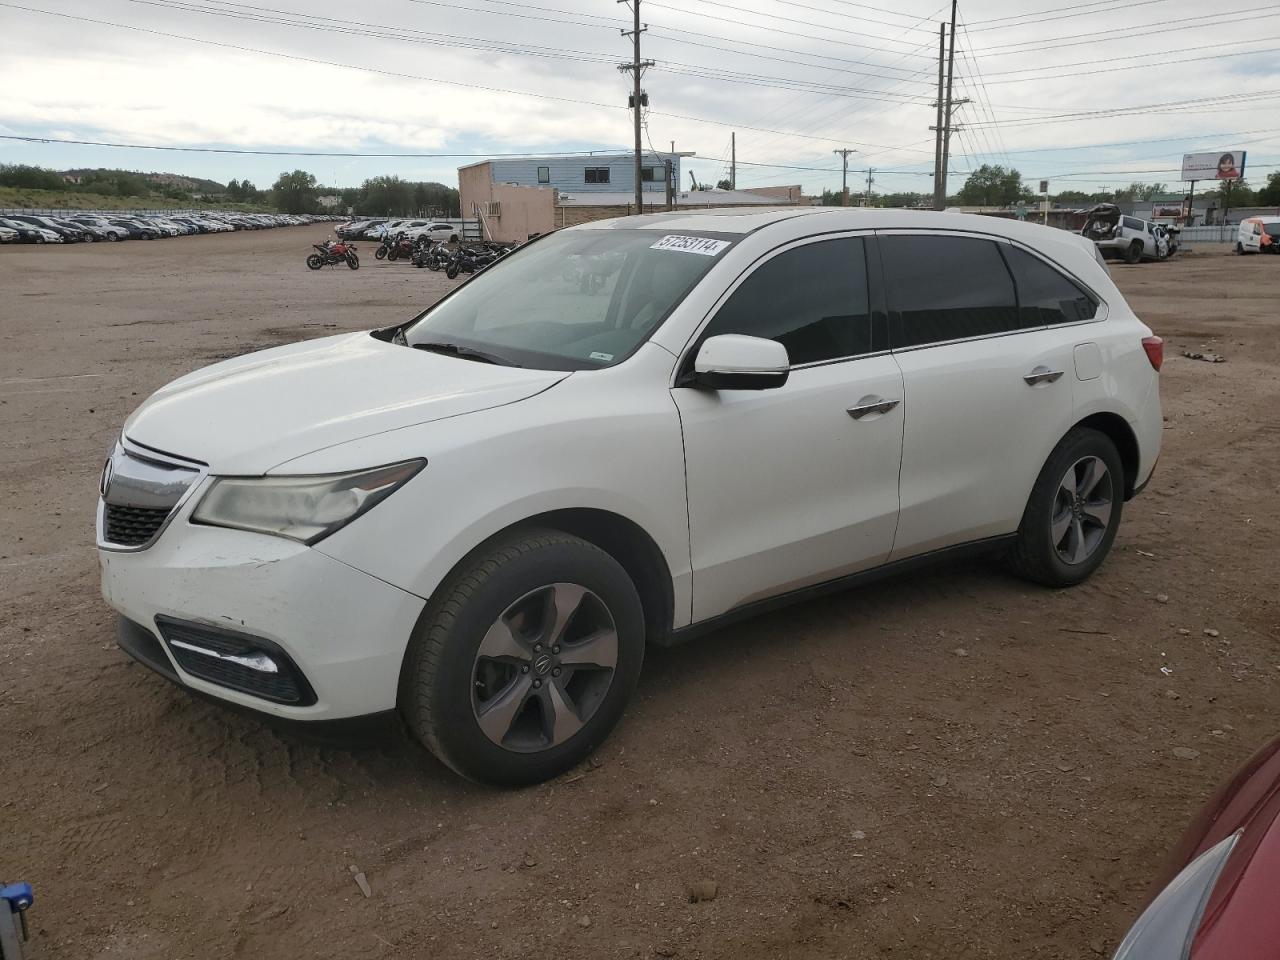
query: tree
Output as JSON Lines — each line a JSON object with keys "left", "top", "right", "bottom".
{"left": 956, "top": 164, "right": 1029, "bottom": 206}
{"left": 716, "top": 178, "right": 733, "bottom": 190}
{"left": 1215, "top": 178, "right": 1254, "bottom": 209}
{"left": 1257, "top": 170, "right": 1280, "bottom": 207}
{"left": 879, "top": 191, "right": 929, "bottom": 208}
{"left": 271, "top": 169, "right": 317, "bottom": 213}
{"left": 362, "top": 175, "right": 415, "bottom": 215}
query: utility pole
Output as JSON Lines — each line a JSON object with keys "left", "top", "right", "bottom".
{"left": 730, "top": 132, "right": 736, "bottom": 190}
{"left": 932, "top": 22, "right": 945, "bottom": 210}
{"left": 833, "top": 148, "right": 854, "bottom": 206}
{"left": 939, "top": 0, "right": 959, "bottom": 206}
{"left": 618, "top": 0, "right": 654, "bottom": 214}
{"left": 865, "top": 167, "right": 875, "bottom": 207}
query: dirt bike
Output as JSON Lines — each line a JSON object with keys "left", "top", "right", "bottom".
{"left": 307, "top": 239, "right": 359, "bottom": 270}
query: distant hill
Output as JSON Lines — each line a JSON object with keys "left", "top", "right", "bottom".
{"left": 61, "top": 168, "right": 227, "bottom": 194}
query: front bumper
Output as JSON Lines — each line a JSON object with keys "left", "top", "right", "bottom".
{"left": 99, "top": 518, "right": 426, "bottom": 720}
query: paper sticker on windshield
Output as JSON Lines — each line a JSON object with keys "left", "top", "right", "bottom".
{"left": 589, "top": 351, "right": 614, "bottom": 362}
{"left": 650, "top": 235, "right": 731, "bottom": 257}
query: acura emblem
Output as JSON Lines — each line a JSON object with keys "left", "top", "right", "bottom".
{"left": 100, "top": 455, "right": 114, "bottom": 497}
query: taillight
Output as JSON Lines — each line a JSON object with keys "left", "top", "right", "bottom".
{"left": 1142, "top": 335, "right": 1163, "bottom": 372}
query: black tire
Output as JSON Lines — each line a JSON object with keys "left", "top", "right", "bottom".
{"left": 375, "top": 246, "right": 387, "bottom": 260}
{"left": 400, "top": 529, "right": 645, "bottom": 787}
{"left": 346, "top": 253, "right": 360, "bottom": 270}
{"left": 1007, "top": 427, "right": 1125, "bottom": 588}
{"left": 446, "top": 264, "right": 460, "bottom": 279}
{"left": 1124, "top": 241, "right": 1142, "bottom": 264}
{"left": 306, "top": 253, "right": 324, "bottom": 270}
{"left": 450, "top": 233, "right": 459, "bottom": 243}
{"left": 34, "top": 235, "right": 45, "bottom": 244}
{"left": 1236, "top": 242, "right": 1245, "bottom": 255}
{"left": 107, "top": 233, "right": 119, "bottom": 242}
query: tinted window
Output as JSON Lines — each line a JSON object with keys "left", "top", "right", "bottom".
{"left": 701, "top": 237, "right": 871, "bottom": 365}
{"left": 881, "top": 235, "right": 1019, "bottom": 348}
{"left": 1002, "top": 246, "right": 1097, "bottom": 326}
{"left": 537, "top": 166, "right": 550, "bottom": 183}
{"left": 585, "top": 167, "right": 610, "bottom": 184}
{"left": 1123, "top": 217, "right": 1143, "bottom": 231}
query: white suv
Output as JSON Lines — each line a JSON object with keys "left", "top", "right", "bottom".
{"left": 97, "top": 209, "right": 1163, "bottom": 785}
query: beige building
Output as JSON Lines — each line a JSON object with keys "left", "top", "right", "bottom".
{"left": 460, "top": 157, "right": 803, "bottom": 242}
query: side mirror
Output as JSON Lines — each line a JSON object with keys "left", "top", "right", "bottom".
{"left": 692, "top": 334, "right": 789, "bottom": 390}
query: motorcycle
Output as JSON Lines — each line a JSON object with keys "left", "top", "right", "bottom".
{"left": 381, "top": 232, "right": 420, "bottom": 263}
{"left": 444, "top": 244, "right": 501, "bottom": 279}
{"left": 413, "top": 240, "right": 452, "bottom": 271}
{"left": 307, "top": 238, "right": 359, "bottom": 270}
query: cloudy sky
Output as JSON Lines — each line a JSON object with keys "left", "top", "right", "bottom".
{"left": 3, "top": 0, "right": 1279, "bottom": 196}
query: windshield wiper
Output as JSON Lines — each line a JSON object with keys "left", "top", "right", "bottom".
{"left": 411, "top": 341, "right": 520, "bottom": 367}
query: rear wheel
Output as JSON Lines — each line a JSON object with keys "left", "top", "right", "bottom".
{"left": 1237, "top": 242, "right": 1245, "bottom": 254}
{"left": 400, "top": 530, "right": 644, "bottom": 786}
{"left": 1124, "top": 241, "right": 1142, "bottom": 264}
{"left": 1007, "top": 428, "right": 1124, "bottom": 587}
{"left": 306, "top": 253, "right": 323, "bottom": 270}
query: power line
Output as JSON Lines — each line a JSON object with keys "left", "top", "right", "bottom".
{"left": 971, "top": 4, "right": 1280, "bottom": 56}
{"left": 967, "top": 0, "right": 1179, "bottom": 26}
{"left": 0, "top": 134, "right": 633, "bottom": 157}
{"left": 644, "top": 0, "right": 933, "bottom": 49}
{"left": 967, "top": 0, "right": 1191, "bottom": 32}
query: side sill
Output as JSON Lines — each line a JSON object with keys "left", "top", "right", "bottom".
{"left": 657, "top": 534, "right": 1017, "bottom": 648}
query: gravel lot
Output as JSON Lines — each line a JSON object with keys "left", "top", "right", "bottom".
{"left": 2, "top": 226, "right": 1277, "bottom": 959}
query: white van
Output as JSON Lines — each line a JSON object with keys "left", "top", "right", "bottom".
{"left": 1236, "top": 217, "right": 1280, "bottom": 254}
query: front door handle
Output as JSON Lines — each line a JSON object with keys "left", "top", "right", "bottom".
{"left": 1023, "top": 366, "right": 1064, "bottom": 386}
{"left": 847, "top": 397, "right": 900, "bottom": 420}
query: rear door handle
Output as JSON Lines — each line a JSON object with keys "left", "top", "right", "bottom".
{"left": 847, "top": 397, "right": 900, "bottom": 420}
{"left": 1023, "top": 366, "right": 1064, "bottom": 386}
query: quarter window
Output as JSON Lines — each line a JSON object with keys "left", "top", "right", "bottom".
{"left": 1002, "top": 245, "right": 1098, "bottom": 326}
{"left": 700, "top": 237, "right": 872, "bottom": 365}
{"left": 585, "top": 167, "right": 611, "bottom": 184}
{"left": 880, "top": 235, "right": 1021, "bottom": 348}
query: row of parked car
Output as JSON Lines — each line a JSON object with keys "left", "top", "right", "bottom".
{"left": 0, "top": 212, "right": 342, "bottom": 244}
{"left": 336, "top": 217, "right": 462, "bottom": 243}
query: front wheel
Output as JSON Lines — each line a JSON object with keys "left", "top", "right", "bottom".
{"left": 1236, "top": 242, "right": 1245, "bottom": 255}
{"left": 346, "top": 253, "right": 360, "bottom": 270}
{"left": 306, "top": 253, "right": 323, "bottom": 270}
{"left": 375, "top": 246, "right": 387, "bottom": 260}
{"left": 1124, "top": 242, "right": 1142, "bottom": 264}
{"left": 445, "top": 264, "right": 460, "bottom": 279}
{"left": 1007, "top": 427, "right": 1124, "bottom": 587}
{"left": 400, "top": 530, "right": 645, "bottom": 786}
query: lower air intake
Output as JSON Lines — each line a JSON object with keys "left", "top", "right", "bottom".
{"left": 155, "top": 616, "right": 316, "bottom": 706}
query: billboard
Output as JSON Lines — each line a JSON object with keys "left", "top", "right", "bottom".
{"left": 1181, "top": 150, "right": 1247, "bottom": 181}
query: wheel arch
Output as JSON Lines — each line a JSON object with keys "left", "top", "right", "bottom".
{"left": 1072, "top": 412, "right": 1140, "bottom": 499}
{"left": 412, "top": 507, "right": 676, "bottom": 649}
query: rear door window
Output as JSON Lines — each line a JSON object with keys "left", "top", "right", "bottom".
{"left": 700, "top": 237, "right": 872, "bottom": 365}
{"left": 1002, "top": 245, "right": 1098, "bottom": 326}
{"left": 880, "top": 235, "right": 1021, "bottom": 348}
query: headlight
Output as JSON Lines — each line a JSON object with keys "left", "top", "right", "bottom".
{"left": 1112, "top": 830, "right": 1240, "bottom": 960}
{"left": 191, "top": 460, "right": 424, "bottom": 544}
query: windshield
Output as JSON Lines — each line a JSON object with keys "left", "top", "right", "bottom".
{"left": 1262, "top": 221, "right": 1280, "bottom": 236}
{"left": 405, "top": 228, "right": 735, "bottom": 370}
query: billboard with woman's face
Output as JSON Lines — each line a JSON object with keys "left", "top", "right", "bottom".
{"left": 1182, "top": 150, "right": 1247, "bottom": 181}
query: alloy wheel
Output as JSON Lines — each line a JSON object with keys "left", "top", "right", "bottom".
{"left": 471, "top": 582, "right": 618, "bottom": 753}
{"left": 1051, "top": 456, "right": 1114, "bottom": 565}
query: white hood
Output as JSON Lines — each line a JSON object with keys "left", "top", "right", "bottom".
{"left": 124, "top": 333, "right": 569, "bottom": 473}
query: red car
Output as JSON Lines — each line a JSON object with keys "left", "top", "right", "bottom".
{"left": 1114, "top": 735, "right": 1280, "bottom": 958}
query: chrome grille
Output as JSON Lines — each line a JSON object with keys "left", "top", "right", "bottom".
{"left": 98, "top": 442, "right": 202, "bottom": 550}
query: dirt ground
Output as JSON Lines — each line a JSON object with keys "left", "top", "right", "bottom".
{"left": 2, "top": 227, "right": 1277, "bottom": 960}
